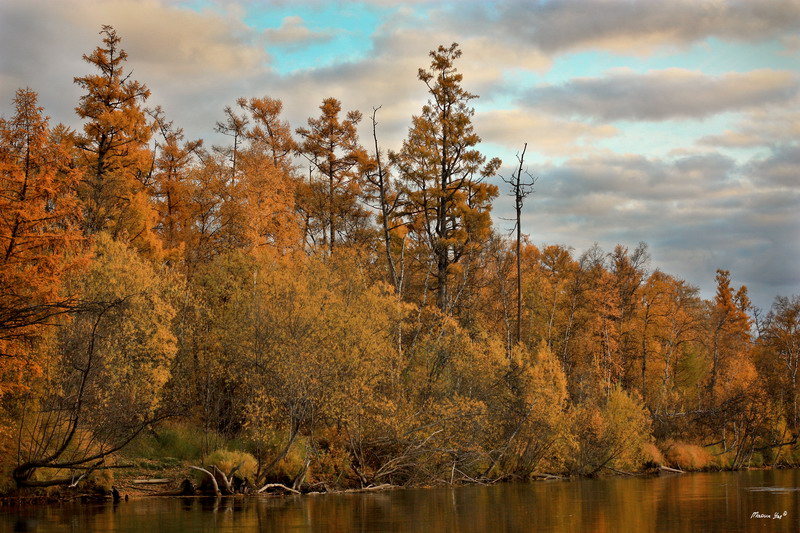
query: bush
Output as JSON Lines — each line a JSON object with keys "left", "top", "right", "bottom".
{"left": 664, "top": 441, "right": 712, "bottom": 470}
{"left": 567, "top": 387, "right": 652, "bottom": 475}
{"left": 641, "top": 443, "right": 664, "bottom": 467}
{"left": 205, "top": 449, "right": 258, "bottom": 480}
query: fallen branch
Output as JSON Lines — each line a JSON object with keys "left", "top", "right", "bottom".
{"left": 258, "top": 483, "right": 300, "bottom": 495}
{"left": 601, "top": 465, "right": 636, "bottom": 476}
{"left": 531, "top": 472, "right": 564, "bottom": 480}
{"left": 132, "top": 479, "right": 171, "bottom": 484}
{"left": 343, "top": 483, "right": 397, "bottom": 493}
{"left": 659, "top": 465, "right": 685, "bottom": 474}
{"left": 189, "top": 466, "right": 220, "bottom": 496}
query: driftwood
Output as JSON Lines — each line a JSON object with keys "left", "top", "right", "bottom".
{"left": 531, "top": 472, "right": 564, "bottom": 480}
{"left": 659, "top": 465, "right": 685, "bottom": 474}
{"left": 132, "top": 478, "right": 171, "bottom": 484}
{"left": 258, "top": 483, "right": 301, "bottom": 495}
{"left": 189, "top": 463, "right": 244, "bottom": 495}
{"left": 601, "top": 466, "right": 638, "bottom": 476}
{"left": 342, "top": 483, "right": 396, "bottom": 493}
{"left": 189, "top": 466, "right": 220, "bottom": 496}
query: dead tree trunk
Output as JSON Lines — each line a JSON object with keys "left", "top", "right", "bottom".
{"left": 502, "top": 143, "right": 535, "bottom": 346}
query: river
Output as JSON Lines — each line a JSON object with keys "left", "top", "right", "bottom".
{"left": 3, "top": 469, "right": 799, "bottom": 532}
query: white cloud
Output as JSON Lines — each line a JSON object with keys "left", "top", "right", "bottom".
{"left": 475, "top": 109, "right": 617, "bottom": 156}
{"left": 523, "top": 68, "right": 800, "bottom": 121}
{"left": 263, "top": 15, "right": 335, "bottom": 46}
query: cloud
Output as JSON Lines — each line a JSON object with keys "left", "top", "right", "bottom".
{"left": 501, "top": 148, "right": 799, "bottom": 307}
{"left": 446, "top": 0, "right": 800, "bottom": 56}
{"left": 696, "top": 131, "right": 767, "bottom": 148}
{"left": 745, "top": 143, "right": 800, "bottom": 188}
{"left": 1, "top": 0, "right": 797, "bottom": 306}
{"left": 475, "top": 109, "right": 617, "bottom": 156}
{"left": 263, "top": 15, "right": 334, "bottom": 46}
{"left": 523, "top": 68, "right": 800, "bottom": 121}
{"left": 0, "top": 0, "right": 271, "bottom": 137}
{"left": 698, "top": 103, "right": 800, "bottom": 148}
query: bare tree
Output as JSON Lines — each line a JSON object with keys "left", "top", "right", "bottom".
{"left": 501, "top": 143, "right": 536, "bottom": 345}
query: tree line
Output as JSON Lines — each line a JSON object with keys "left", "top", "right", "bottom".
{"left": 0, "top": 26, "right": 797, "bottom": 493}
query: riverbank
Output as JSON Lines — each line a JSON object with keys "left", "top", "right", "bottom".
{"left": 4, "top": 470, "right": 800, "bottom": 533}
{"left": 4, "top": 455, "right": 798, "bottom": 507}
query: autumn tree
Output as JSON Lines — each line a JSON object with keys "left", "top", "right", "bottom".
{"left": 73, "top": 26, "right": 157, "bottom": 252}
{"left": 707, "top": 269, "right": 753, "bottom": 407}
{"left": 149, "top": 107, "right": 202, "bottom": 263}
{"left": 13, "top": 235, "right": 177, "bottom": 487}
{"left": 636, "top": 271, "right": 703, "bottom": 419}
{"left": 392, "top": 43, "right": 500, "bottom": 312}
{"left": 238, "top": 96, "right": 296, "bottom": 171}
{"left": 214, "top": 105, "right": 248, "bottom": 183}
{"left": 0, "top": 88, "right": 83, "bottom": 358}
{"left": 490, "top": 341, "right": 569, "bottom": 477}
{"left": 757, "top": 295, "right": 800, "bottom": 431}
{"left": 296, "top": 98, "right": 370, "bottom": 254}
{"left": 236, "top": 97, "right": 300, "bottom": 254}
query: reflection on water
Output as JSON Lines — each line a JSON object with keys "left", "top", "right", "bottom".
{"left": 2, "top": 470, "right": 800, "bottom": 532}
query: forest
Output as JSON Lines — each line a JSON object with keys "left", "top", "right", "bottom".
{"left": 0, "top": 26, "right": 798, "bottom": 496}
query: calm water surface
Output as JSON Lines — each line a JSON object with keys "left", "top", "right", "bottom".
{"left": 3, "top": 470, "right": 800, "bottom": 532}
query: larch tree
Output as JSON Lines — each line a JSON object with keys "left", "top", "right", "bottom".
{"left": 392, "top": 43, "right": 501, "bottom": 312}
{"left": 296, "top": 98, "right": 370, "bottom": 254}
{"left": 236, "top": 97, "right": 301, "bottom": 254}
{"left": 707, "top": 269, "right": 753, "bottom": 407}
{"left": 0, "top": 88, "right": 83, "bottom": 368}
{"left": 73, "top": 25, "right": 156, "bottom": 252}
{"left": 150, "top": 107, "right": 203, "bottom": 263}
{"left": 238, "top": 96, "right": 296, "bottom": 171}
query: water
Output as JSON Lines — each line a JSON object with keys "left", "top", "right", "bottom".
{"left": 3, "top": 470, "right": 800, "bottom": 532}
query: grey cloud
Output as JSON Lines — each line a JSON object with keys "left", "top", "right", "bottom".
{"left": 698, "top": 104, "right": 800, "bottom": 149}
{"left": 745, "top": 143, "right": 800, "bottom": 189}
{"left": 496, "top": 148, "right": 798, "bottom": 308}
{"left": 447, "top": 0, "right": 800, "bottom": 55}
{"left": 522, "top": 69, "right": 800, "bottom": 121}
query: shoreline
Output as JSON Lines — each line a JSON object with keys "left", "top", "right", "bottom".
{"left": 3, "top": 463, "right": 797, "bottom": 507}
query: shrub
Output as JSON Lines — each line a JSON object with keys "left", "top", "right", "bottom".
{"left": 641, "top": 443, "right": 664, "bottom": 467}
{"left": 205, "top": 449, "right": 258, "bottom": 480}
{"left": 567, "top": 387, "right": 652, "bottom": 475}
{"left": 664, "top": 441, "right": 712, "bottom": 470}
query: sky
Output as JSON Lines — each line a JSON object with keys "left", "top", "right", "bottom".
{"left": 0, "top": 0, "right": 798, "bottom": 310}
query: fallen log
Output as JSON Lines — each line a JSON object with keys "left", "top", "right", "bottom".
{"left": 659, "top": 465, "right": 685, "bottom": 474}
{"left": 601, "top": 466, "right": 636, "bottom": 476}
{"left": 343, "top": 484, "right": 397, "bottom": 493}
{"left": 132, "top": 479, "right": 171, "bottom": 484}
{"left": 257, "top": 483, "right": 301, "bottom": 495}
{"left": 189, "top": 466, "right": 220, "bottom": 496}
{"left": 531, "top": 473, "right": 564, "bottom": 480}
